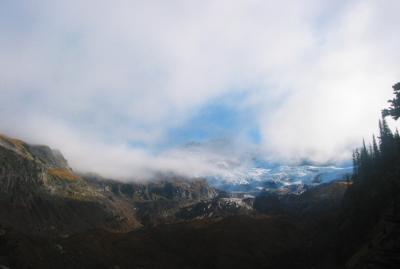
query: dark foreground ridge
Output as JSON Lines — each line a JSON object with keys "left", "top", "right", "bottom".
{"left": 0, "top": 129, "right": 399, "bottom": 268}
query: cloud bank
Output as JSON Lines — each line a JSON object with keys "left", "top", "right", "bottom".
{"left": 0, "top": 0, "right": 399, "bottom": 179}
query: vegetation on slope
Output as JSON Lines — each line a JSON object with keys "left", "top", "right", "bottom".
{"left": 339, "top": 82, "right": 400, "bottom": 267}
{"left": 47, "top": 168, "right": 79, "bottom": 181}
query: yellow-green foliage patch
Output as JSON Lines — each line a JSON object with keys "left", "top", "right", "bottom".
{"left": 0, "top": 134, "right": 38, "bottom": 162}
{"left": 0, "top": 134, "right": 29, "bottom": 154}
{"left": 48, "top": 168, "right": 79, "bottom": 181}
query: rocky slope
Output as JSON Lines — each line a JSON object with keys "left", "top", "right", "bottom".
{"left": 83, "top": 175, "right": 218, "bottom": 226}
{"left": 2, "top": 133, "right": 396, "bottom": 269}
{"left": 0, "top": 134, "right": 217, "bottom": 235}
{"left": 0, "top": 180, "right": 350, "bottom": 269}
{"left": 0, "top": 134, "right": 143, "bottom": 234}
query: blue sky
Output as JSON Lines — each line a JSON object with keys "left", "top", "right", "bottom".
{"left": 165, "top": 91, "right": 261, "bottom": 147}
{"left": 0, "top": 0, "right": 399, "bottom": 178}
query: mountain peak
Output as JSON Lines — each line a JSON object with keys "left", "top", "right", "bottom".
{"left": 0, "top": 134, "right": 68, "bottom": 169}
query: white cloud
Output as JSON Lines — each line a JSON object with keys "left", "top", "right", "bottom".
{"left": 260, "top": 0, "right": 400, "bottom": 162}
{"left": 0, "top": 0, "right": 399, "bottom": 178}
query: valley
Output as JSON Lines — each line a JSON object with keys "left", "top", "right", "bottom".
{"left": 0, "top": 134, "right": 359, "bottom": 269}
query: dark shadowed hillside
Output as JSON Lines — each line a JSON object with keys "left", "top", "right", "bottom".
{"left": 337, "top": 83, "right": 400, "bottom": 268}
{"left": 0, "top": 133, "right": 349, "bottom": 269}
{"left": 0, "top": 134, "right": 217, "bottom": 235}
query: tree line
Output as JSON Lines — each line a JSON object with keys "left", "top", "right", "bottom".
{"left": 352, "top": 82, "right": 400, "bottom": 187}
{"left": 338, "top": 82, "right": 400, "bottom": 260}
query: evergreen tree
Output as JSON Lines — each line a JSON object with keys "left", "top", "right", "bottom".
{"left": 352, "top": 83, "right": 400, "bottom": 183}
{"left": 383, "top": 82, "right": 400, "bottom": 119}
{"left": 378, "top": 116, "right": 394, "bottom": 160}
{"left": 372, "top": 135, "right": 380, "bottom": 160}
{"left": 342, "top": 82, "right": 400, "bottom": 262}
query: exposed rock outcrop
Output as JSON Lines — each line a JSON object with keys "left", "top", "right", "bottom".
{"left": 0, "top": 134, "right": 141, "bottom": 234}
{"left": 0, "top": 133, "right": 219, "bottom": 234}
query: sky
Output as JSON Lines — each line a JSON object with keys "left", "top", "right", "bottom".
{"left": 0, "top": 0, "right": 399, "bottom": 179}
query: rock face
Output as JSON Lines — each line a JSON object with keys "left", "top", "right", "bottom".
{"left": 0, "top": 134, "right": 219, "bottom": 234}
{"left": 27, "top": 145, "right": 69, "bottom": 169}
{"left": 4, "top": 133, "right": 391, "bottom": 269}
{"left": 86, "top": 175, "right": 217, "bottom": 201}
{"left": 0, "top": 146, "right": 46, "bottom": 193}
{"left": 83, "top": 175, "right": 218, "bottom": 226}
{"left": 0, "top": 134, "right": 141, "bottom": 234}
{"left": 176, "top": 197, "right": 254, "bottom": 220}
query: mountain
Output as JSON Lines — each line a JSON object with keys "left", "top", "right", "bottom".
{"left": 0, "top": 134, "right": 141, "bottom": 234}
{"left": 178, "top": 140, "right": 353, "bottom": 194}
{"left": 0, "top": 134, "right": 217, "bottom": 234}
{"left": 1, "top": 133, "right": 397, "bottom": 269}
{"left": 206, "top": 161, "right": 353, "bottom": 194}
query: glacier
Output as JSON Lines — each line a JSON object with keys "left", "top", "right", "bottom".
{"left": 206, "top": 162, "right": 353, "bottom": 194}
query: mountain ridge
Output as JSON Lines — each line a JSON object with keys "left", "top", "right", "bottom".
{"left": 0, "top": 132, "right": 394, "bottom": 269}
{"left": 0, "top": 133, "right": 221, "bottom": 235}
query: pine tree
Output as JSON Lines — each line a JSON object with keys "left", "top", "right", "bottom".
{"left": 361, "top": 139, "right": 368, "bottom": 158}
{"left": 381, "top": 117, "right": 393, "bottom": 137}
{"left": 383, "top": 82, "right": 400, "bottom": 119}
{"left": 353, "top": 83, "right": 400, "bottom": 183}
{"left": 372, "top": 135, "right": 380, "bottom": 160}
{"left": 379, "top": 116, "right": 394, "bottom": 159}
